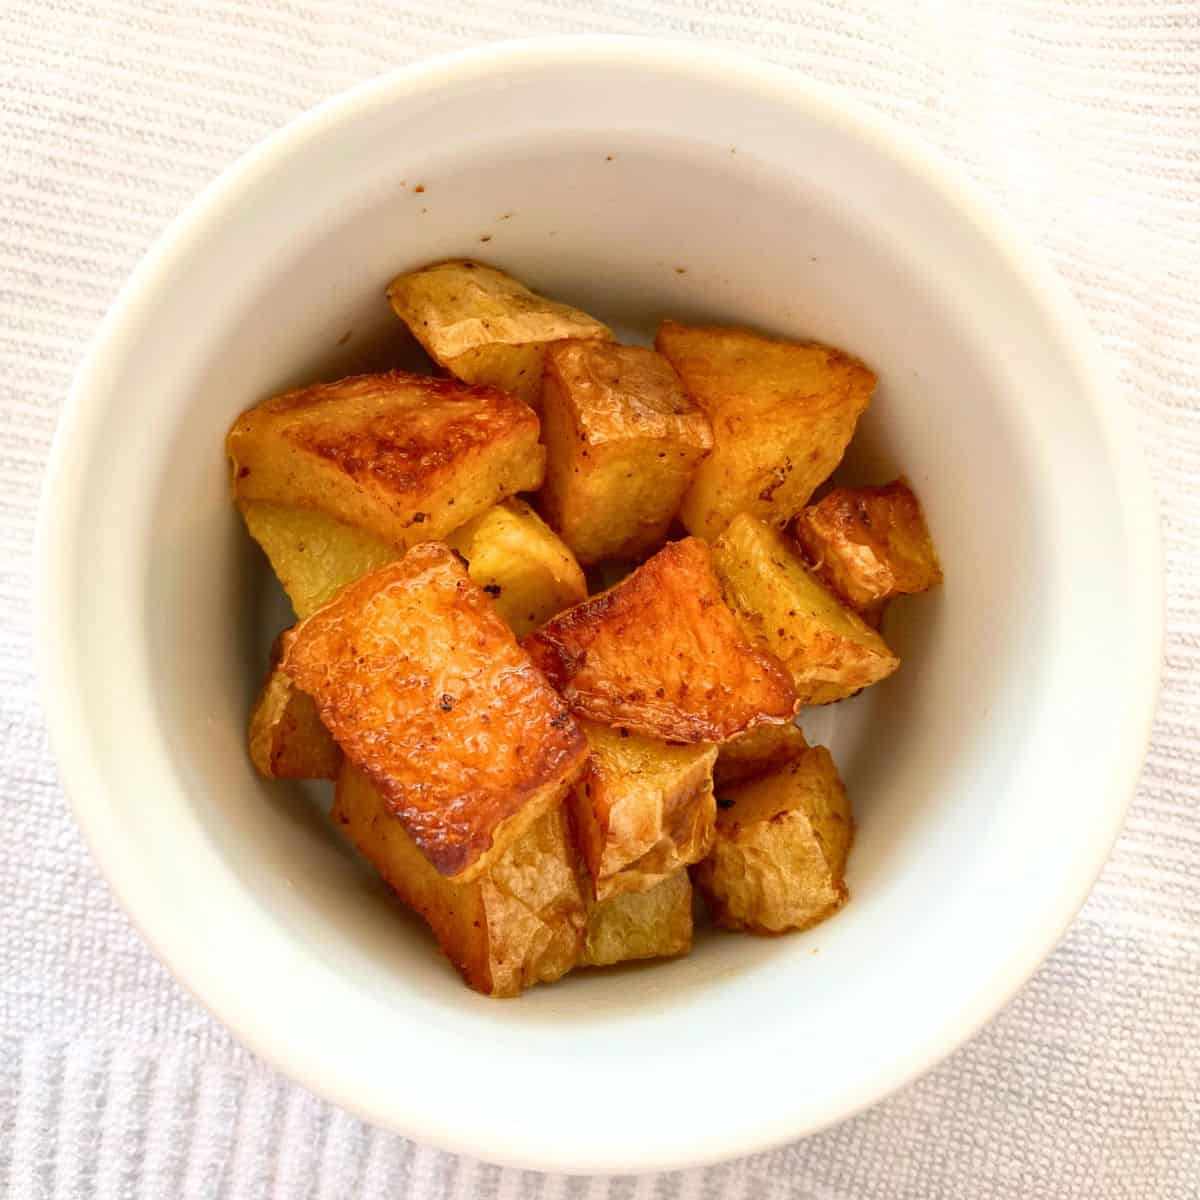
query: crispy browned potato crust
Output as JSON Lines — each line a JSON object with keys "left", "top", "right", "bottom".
{"left": 539, "top": 341, "right": 712, "bottom": 563}
{"left": 711, "top": 514, "right": 898, "bottom": 705}
{"left": 656, "top": 320, "right": 875, "bottom": 539}
{"left": 794, "top": 480, "right": 942, "bottom": 617}
{"left": 445, "top": 498, "right": 587, "bottom": 636}
{"left": 239, "top": 501, "right": 398, "bottom": 619}
{"left": 283, "top": 545, "right": 589, "bottom": 879}
{"left": 693, "top": 746, "right": 852, "bottom": 934}
{"left": 581, "top": 869, "right": 693, "bottom": 967}
{"left": 227, "top": 370, "right": 545, "bottom": 550}
{"left": 523, "top": 537, "right": 798, "bottom": 743}
{"left": 248, "top": 652, "right": 341, "bottom": 780}
{"left": 572, "top": 720, "right": 717, "bottom": 900}
{"left": 715, "top": 720, "right": 808, "bottom": 787}
{"left": 334, "top": 766, "right": 585, "bottom": 996}
{"left": 387, "top": 260, "right": 611, "bottom": 411}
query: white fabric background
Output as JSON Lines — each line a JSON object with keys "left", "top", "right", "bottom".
{"left": 2, "top": 2, "right": 1197, "bottom": 1197}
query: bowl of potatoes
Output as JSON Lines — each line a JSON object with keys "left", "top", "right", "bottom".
{"left": 37, "top": 37, "right": 1161, "bottom": 1173}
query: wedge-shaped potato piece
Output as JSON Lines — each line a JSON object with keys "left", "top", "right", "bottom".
{"left": 248, "top": 656, "right": 341, "bottom": 780}
{"left": 715, "top": 720, "right": 808, "bottom": 787}
{"left": 283, "top": 545, "right": 588, "bottom": 879}
{"left": 581, "top": 870, "right": 693, "bottom": 967}
{"left": 656, "top": 320, "right": 875, "bottom": 539}
{"left": 334, "top": 766, "right": 585, "bottom": 996}
{"left": 573, "top": 721, "right": 717, "bottom": 900}
{"left": 446, "top": 499, "right": 586, "bottom": 637}
{"left": 711, "top": 515, "right": 898, "bottom": 705}
{"left": 694, "top": 746, "right": 852, "bottom": 934}
{"left": 387, "top": 260, "right": 611, "bottom": 411}
{"left": 539, "top": 341, "right": 713, "bottom": 563}
{"left": 239, "top": 501, "right": 397, "bottom": 619}
{"left": 523, "top": 537, "right": 797, "bottom": 743}
{"left": 227, "top": 370, "right": 545, "bottom": 551}
{"left": 794, "top": 480, "right": 942, "bottom": 618}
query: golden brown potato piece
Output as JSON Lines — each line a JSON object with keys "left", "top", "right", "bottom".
{"left": 715, "top": 721, "right": 808, "bottom": 787}
{"left": 581, "top": 870, "right": 693, "bottom": 967}
{"left": 283, "top": 546, "right": 588, "bottom": 880}
{"left": 538, "top": 341, "right": 713, "bottom": 563}
{"left": 334, "top": 766, "right": 585, "bottom": 996}
{"left": 794, "top": 480, "right": 942, "bottom": 619}
{"left": 227, "top": 370, "right": 545, "bottom": 551}
{"left": 523, "top": 537, "right": 797, "bottom": 743}
{"left": 573, "top": 721, "right": 717, "bottom": 900}
{"left": 239, "top": 501, "right": 397, "bottom": 619}
{"left": 711, "top": 515, "right": 898, "bottom": 705}
{"left": 693, "top": 746, "right": 852, "bottom": 934}
{"left": 387, "top": 260, "right": 611, "bottom": 411}
{"left": 656, "top": 320, "right": 875, "bottom": 539}
{"left": 248, "top": 655, "right": 341, "bottom": 780}
{"left": 445, "top": 499, "right": 587, "bottom": 637}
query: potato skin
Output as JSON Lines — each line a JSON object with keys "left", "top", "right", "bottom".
{"left": 656, "top": 320, "right": 874, "bottom": 539}
{"left": 794, "top": 480, "right": 942, "bottom": 617}
{"left": 387, "top": 259, "right": 611, "bottom": 411}
{"left": 248, "top": 656, "right": 341, "bottom": 780}
{"left": 694, "top": 746, "right": 852, "bottom": 934}
{"left": 711, "top": 514, "right": 898, "bottom": 705}
{"left": 446, "top": 498, "right": 587, "bottom": 637}
{"left": 539, "top": 341, "right": 712, "bottom": 563}
{"left": 283, "top": 546, "right": 588, "bottom": 880}
{"left": 572, "top": 720, "right": 717, "bottom": 900}
{"left": 715, "top": 720, "right": 808, "bottom": 788}
{"left": 523, "top": 537, "right": 798, "bottom": 743}
{"left": 227, "top": 370, "right": 545, "bottom": 551}
{"left": 334, "top": 766, "right": 585, "bottom": 996}
{"left": 581, "top": 869, "right": 693, "bottom": 967}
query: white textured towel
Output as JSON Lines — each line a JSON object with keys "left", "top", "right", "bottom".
{"left": 2, "top": 2, "right": 1197, "bottom": 1197}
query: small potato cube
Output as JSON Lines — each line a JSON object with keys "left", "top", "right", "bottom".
{"left": 539, "top": 341, "right": 713, "bottom": 563}
{"left": 573, "top": 721, "right": 717, "bottom": 900}
{"left": 581, "top": 870, "right": 693, "bottom": 967}
{"left": 248, "top": 655, "right": 341, "bottom": 780}
{"left": 711, "top": 515, "right": 898, "bottom": 705}
{"left": 694, "top": 746, "right": 852, "bottom": 934}
{"left": 334, "top": 766, "right": 585, "bottom": 996}
{"left": 656, "top": 320, "right": 875, "bottom": 539}
{"left": 239, "top": 501, "right": 397, "bottom": 619}
{"left": 524, "top": 537, "right": 797, "bottom": 743}
{"left": 283, "top": 545, "right": 588, "bottom": 880}
{"left": 387, "top": 260, "right": 611, "bottom": 411}
{"left": 715, "top": 721, "right": 808, "bottom": 787}
{"left": 446, "top": 499, "right": 587, "bottom": 636}
{"left": 794, "top": 480, "right": 942, "bottom": 618}
{"left": 227, "top": 370, "right": 545, "bottom": 551}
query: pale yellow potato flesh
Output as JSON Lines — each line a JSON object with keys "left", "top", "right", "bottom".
{"left": 581, "top": 870, "right": 693, "bottom": 967}
{"left": 248, "top": 659, "right": 340, "bottom": 780}
{"left": 715, "top": 720, "right": 808, "bottom": 787}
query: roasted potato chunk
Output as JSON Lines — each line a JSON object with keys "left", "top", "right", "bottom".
{"left": 794, "top": 480, "right": 942, "bottom": 618}
{"left": 715, "top": 720, "right": 808, "bottom": 787}
{"left": 334, "top": 766, "right": 585, "bottom": 996}
{"left": 711, "top": 515, "right": 898, "bottom": 705}
{"left": 239, "top": 501, "right": 397, "bottom": 619}
{"left": 656, "top": 320, "right": 875, "bottom": 539}
{"left": 694, "top": 746, "right": 852, "bottom": 934}
{"left": 387, "top": 260, "right": 611, "bottom": 411}
{"left": 283, "top": 546, "right": 588, "bottom": 879}
{"left": 446, "top": 498, "right": 587, "bottom": 637}
{"left": 227, "top": 370, "right": 545, "bottom": 551}
{"left": 572, "top": 720, "right": 717, "bottom": 900}
{"left": 524, "top": 537, "right": 797, "bottom": 743}
{"left": 539, "top": 341, "right": 713, "bottom": 563}
{"left": 248, "top": 656, "right": 340, "bottom": 780}
{"left": 581, "top": 870, "right": 693, "bottom": 967}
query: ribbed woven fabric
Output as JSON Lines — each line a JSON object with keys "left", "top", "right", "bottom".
{"left": 2, "top": 2, "right": 1197, "bottom": 1197}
